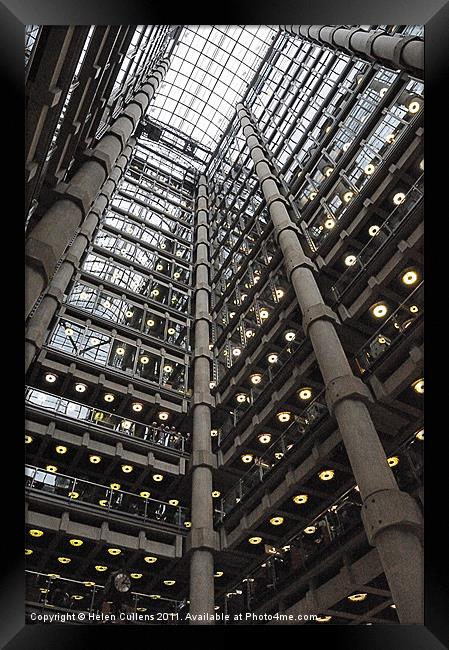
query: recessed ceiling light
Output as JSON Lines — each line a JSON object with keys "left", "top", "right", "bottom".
{"left": 387, "top": 456, "right": 399, "bottom": 467}
{"left": 211, "top": 429, "right": 218, "bottom": 437}
{"left": 415, "top": 428, "right": 424, "bottom": 441}
{"left": 158, "top": 411, "right": 169, "bottom": 421}
{"left": 211, "top": 491, "right": 221, "bottom": 498}
{"left": 25, "top": 435, "right": 33, "bottom": 444}
{"left": 348, "top": 593, "right": 367, "bottom": 602}
{"left": 95, "top": 565, "right": 107, "bottom": 572}
{"left": 393, "top": 192, "right": 406, "bottom": 205}
{"left": 379, "top": 87, "right": 388, "bottom": 97}
{"left": 68, "top": 491, "right": 79, "bottom": 499}
{"left": 368, "top": 225, "right": 380, "bottom": 237}
{"left": 316, "top": 616, "right": 332, "bottom": 622}
{"left": 57, "top": 557, "right": 71, "bottom": 564}
{"left": 125, "top": 311, "right": 134, "bottom": 318}
{"left": 293, "top": 494, "right": 308, "bottom": 505}
{"left": 258, "top": 433, "right": 272, "bottom": 444}
{"left": 277, "top": 411, "right": 291, "bottom": 423}
{"left": 131, "top": 573, "right": 143, "bottom": 579}
{"left": 232, "top": 348, "right": 241, "bottom": 357}
{"left": 274, "top": 452, "right": 284, "bottom": 460}
{"left": 259, "top": 308, "right": 269, "bottom": 320}
{"left": 410, "top": 305, "right": 419, "bottom": 314}
{"left": 89, "top": 455, "right": 101, "bottom": 464}
{"left": 184, "top": 521, "right": 191, "bottom": 528}
{"left": 309, "top": 191, "right": 317, "bottom": 200}
{"left": 121, "top": 464, "right": 133, "bottom": 473}
{"left": 147, "top": 318, "right": 155, "bottom": 327}
{"left": 153, "top": 474, "right": 163, "bottom": 482}
{"left": 407, "top": 99, "right": 421, "bottom": 113}
{"left": 132, "top": 402, "right": 143, "bottom": 412}
{"left": 121, "top": 420, "right": 132, "bottom": 430}
{"left": 163, "top": 580, "right": 176, "bottom": 586}
{"left": 214, "top": 571, "right": 224, "bottom": 577}
{"left": 304, "top": 525, "right": 317, "bottom": 534}
{"left": 25, "top": 549, "right": 33, "bottom": 555}
{"left": 412, "top": 378, "right": 424, "bottom": 394}
{"left": 241, "top": 454, "right": 253, "bottom": 464}
{"left": 298, "top": 387, "right": 312, "bottom": 401}
{"left": 140, "top": 355, "right": 149, "bottom": 364}
{"left": 144, "top": 556, "right": 157, "bottom": 563}
{"left": 29, "top": 529, "right": 43, "bottom": 537}
{"left": 47, "top": 573, "right": 60, "bottom": 579}
{"left": 69, "top": 538, "right": 83, "bottom": 547}
{"left": 319, "top": 469, "right": 335, "bottom": 481}
{"left": 371, "top": 303, "right": 388, "bottom": 318}
{"left": 343, "top": 190, "right": 354, "bottom": 202}
{"left": 75, "top": 383, "right": 87, "bottom": 393}
{"left": 45, "top": 373, "right": 57, "bottom": 383}
{"left": 285, "top": 330, "right": 296, "bottom": 342}
{"left": 324, "top": 217, "right": 335, "bottom": 229}
{"left": 99, "top": 499, "right": 108, "bottom": 506}
{"left": 156, "top": 264, "right": 163, "bottom": 271}
{"left": 110, "top": 483, "right": 121, "bottom": 490}
{"left": 267, "top": 353, "right": 278, "bottom": 364}
{"left": 55, "top": 445, "right": 67, "bottom": 454}
{"left": 275, "top": 288, "right": 285, "bottom": 299}
{"left": 342, "top": 142, "right": 352, "bottom": 152}
{"left": 401, "top": 270, "right": 418, "bottom": 285}
{"left": 65, "top": 327, "right": 74, "bottom": 336}
{"left": 248, "top": 536, "right": 262, "bottom": 545}
{"left": 140, "top": 491, "right": 151, "bottom": 499}
{"left": 90, "top": 338, "right": 100, "bottom": 345}
{"left": 250, "top": 373, "right": 262, "bottom": 385}
{"left": 163, "top": 364, "right": 173, "bottom": 373}
{"left": 104, "top": 393, "right": 115, "bottom": 402}
{"left": 108, "top": 548, "right": 121, "bottom": 555}
{"left": 46, "top": 465, "right": 57, "bottom": 473}
{"left": 84, "top": 581, "right": 95, "bottom": 587}
{"left": 419, "top": 159, "right": 424, "bottom": 171}
{"left": 386, "top": 133, "right": 396, "bottom": 144}
{"left": 167, "top": 327, "right": 176, "bottom": 335}
{"left": 364, "top": 163, "right": 376, "bottom": 175}
{"left": 344, "top": 254, "right": 357, "bottom": 266}
{"left": 116, "top": 347, "right": 125, "bottom": 356}
{"left": 245, "top": 329, "right": 254, "bottom": 338}
{"left": 324, "top": 166, "right": 334, "bottom": 177}
{"left": 169, "top": 499, "right": 179, "bottom": 506}
{"left": 270, "top": 516, "right": 284, "bottom": 526}
{"left": 236, "top": 393, "right": 248, "bottom": 403}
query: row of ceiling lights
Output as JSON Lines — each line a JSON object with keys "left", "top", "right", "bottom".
{"left": 42, "top": 374, "right": 170, "bottom": 416}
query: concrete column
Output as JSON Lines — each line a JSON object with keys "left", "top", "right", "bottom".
{"left": 25, "top": 141, "right": 135, "bottom": 372}
{"left": 25, "top": 57, "right": 170, "bottom": 319}
{"left": 188, "top": 175, "right": 218, "bottom": 623}
{"left": 236, "top": 103, "right": 423, "bottom": 624}
{"left": 280, "top": 25, "right": 423, "bottom": 79}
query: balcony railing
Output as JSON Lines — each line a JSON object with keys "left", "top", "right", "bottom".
{"left": 218, "top": 389, "right": 329, "bottom": 519}
{"left": 330, "top": 174, "right": 423, "bottom": 300}
{"left": 26, "top": 570, "right": 181, "bottom": 619}
{"left": 25, "top": 464, "right": 190, "bottom": 529}
{"left": 355, "top": 281, "right": 423, "bottom": 374}
{"left": 25, "top": 387, "right": 190, "bottom": 454}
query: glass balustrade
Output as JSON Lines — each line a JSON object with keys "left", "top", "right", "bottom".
{"left": 25, "top": 387, "right": 189, "bottom": 453}
{"left": 25, "top": 465, "right": 190, "bottom": 528}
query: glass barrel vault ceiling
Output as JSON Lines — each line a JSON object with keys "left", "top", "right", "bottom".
{"left": 148, "top": 25, "right": 277, "bottom": 151}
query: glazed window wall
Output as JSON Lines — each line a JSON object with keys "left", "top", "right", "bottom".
{"left": 26, "top": 387, "right": 188, "bottom": 452}
{"left": 46, "top": 317, "right": 188, "bottom": 394}
{"left": 120, "top": 174, "right": 194, "bottom": 212}
{"left": 80, "top": 253, "right": 190, "bottom": 313}
{"left": 102, "top": 211, "right": 192, "bottom": 261}
{"left": 65, "top": 280, "right": 190, "bottom": 350}
{"left": 92, "top": 229, "right": 191, "bottom": 286}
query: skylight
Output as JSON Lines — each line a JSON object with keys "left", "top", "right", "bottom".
{"left": 148, "top": 25, "right": 278, "bottom": 150}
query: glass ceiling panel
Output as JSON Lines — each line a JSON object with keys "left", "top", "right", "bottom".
{"left": 148, "top": 25, "right": 278, "bottom": 150}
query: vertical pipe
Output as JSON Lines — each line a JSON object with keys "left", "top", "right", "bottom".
{"left": 236, "top": 102, "right": 423, "bottom": 624}
{"left": 25, "top": 58, "right": 170, "bottom": 318}
{"left": 188, "top": 174, "right": 217, "bottom": 623}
